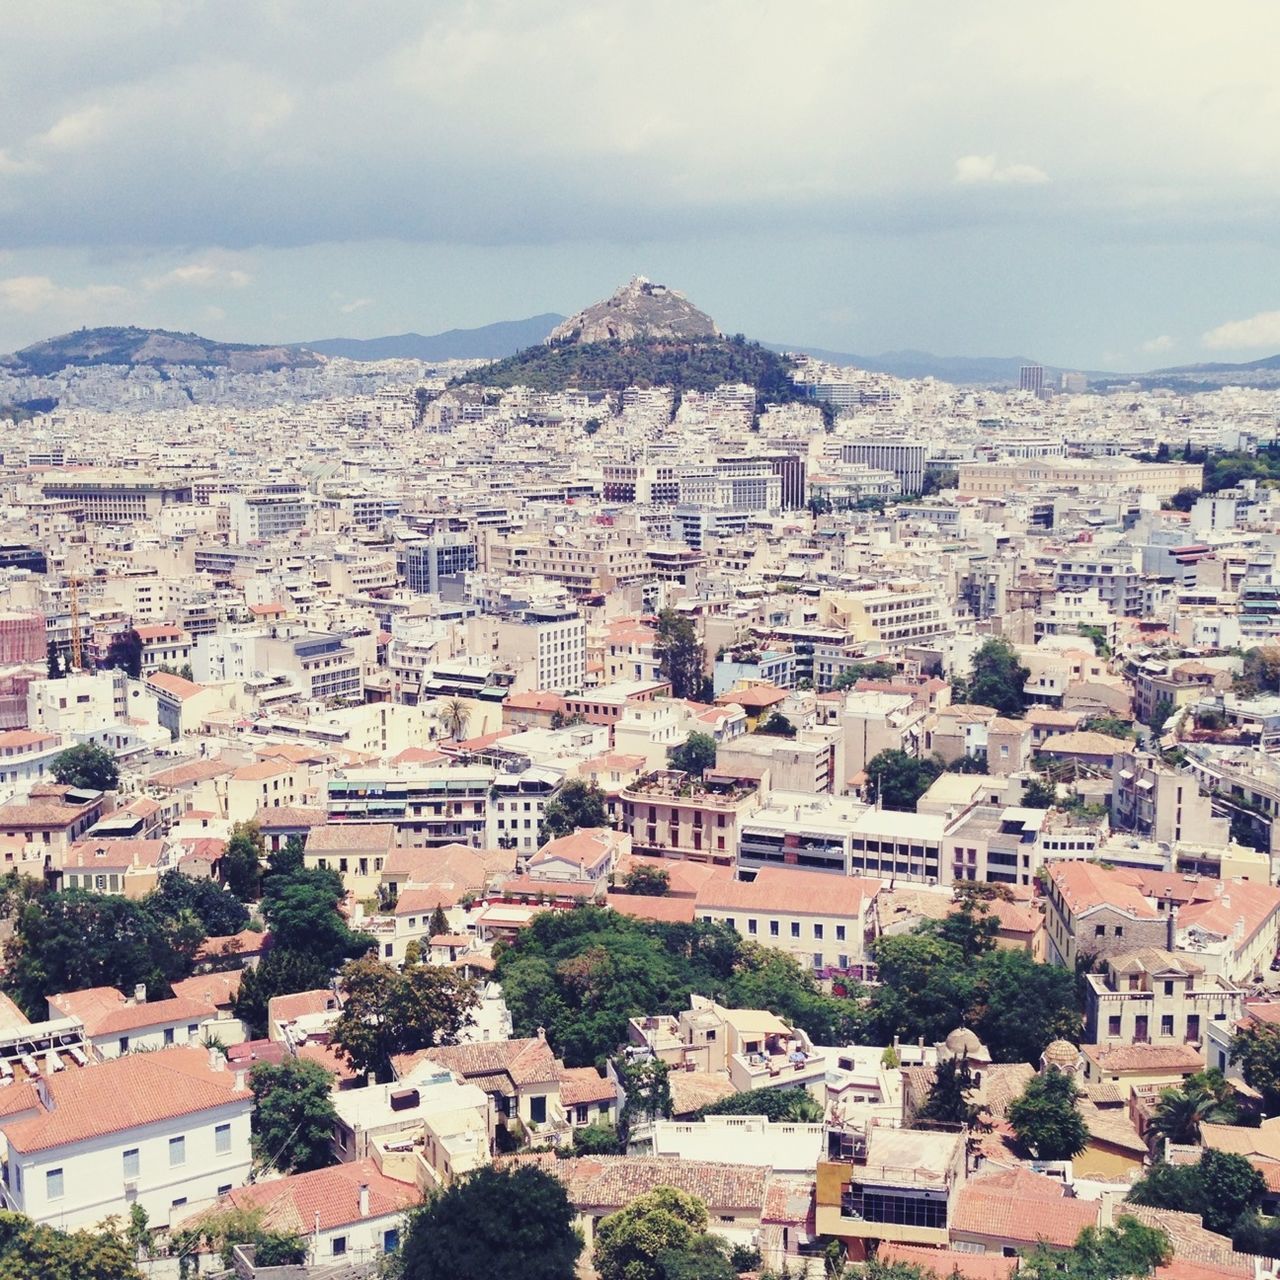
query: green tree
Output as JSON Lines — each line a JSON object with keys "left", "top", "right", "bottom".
{"left": 2, "top": 888, "right": 196, "bottom": 1020}
{"left": 1129, "top": 1149, "right": 1265, "bottom": 1235}
{"left": 1081, "top": 716, "right": 1134, "bottom": 740}
{"left": 330, "top": 955, "right": 478, "bottom": 1081}
{"left": 266, "top": 833, "right": 306, "bottom": 879}
{"left": 1009, "top": 1068, "right": 1089, "bottom": 1159}
{"left": 668, "top": 732, "right": 717, "bottom": 777}
{"left": 572, "top": 1121, "right": 626, "bottom": 1154}
{"left": 656, "top": 609, "right": 707, "bottom": 701}
{"left": 249, "top": 1057, "right": 338, "bottom": 1173}
{"left": 1165, "top": 486, "right": 1199, "bottom": 512}
{"left": 221, "top": 821, "right": 265, "bottom": 901}
{"left": 46, "top": 640, "right": 62, "bottom": 680}
{"left": 232, "top": 947, "right": 333, "bottom": 1039}
{"left": 756, "top": 711, "right": 796, "bottom": 738}
{"left": 429, "top": 903, "right": 449, "bottom": 937}
{"left": 1077, "top": 625, "right": 1111, "bottom": 658}
{"left": 620, "top": 864, "right": 671, "bottom": 897}
{"left": 1148, "top": 1074, "right": 1234, "bottom": 1147}
{"left": 1146, "top": 696, "right": 1175, "bottom": 735}
{"left": 831, "top": 661, "right": 896, "bottom": 690}
{"left": 397, "top": 1164, "right": 582, "bottom": 1280}
{"left": 1241, "top": 646, "right": 1280, "bottom": 696}
{"left": 148, "top": 868, "right": 249, "bottom": 937}
{"left": 1022, "top": 776, "right": 1058, "bottom": 808}
{"left": 864, "top": 748, "right": 942, "bottom": 810}
{"left": 594, "top": 1185, "right": 712, "bottom": 1280}
{"left": 617, "top": 1056, "right": 673, "bottom": 1140}
{"left": 104, "top": 627, "right": 144, "bottom": 679}
{"left": 260, "top": 862, "right": 371, "bottom": 968}
{"left": 1019, "top": 1217, "right": 1170, "bottom": 1280}
{"left": 925, "top": 899, "right": 999, "bottom": 960}
{"left": 1232, "top": 1023, "right": 1280, "bottom": 1111}
{"left": 440, "top": 697, "right": 470, "bottom": 741}
{"left": 869, "top": 932, "right": 977, "bottom": 1047}
{"left": 50, "top": 742, "right": 118, "bottom": 791}
{"left": 541, "top": 778, "right": 609, "bottom": 840}
{"left": 0, "top": 1210, "right": 142, "bottom": 1280}
{"left": 915, "top": 1056, "right": 977, "bottom": 1127}
{"left": 696, "top": 1086, "right": 823, "bottom": 1122}
{"left": 970, "top": 949, "right": 1081, "bottom": 1066}
{"left": 959, "top": 637, "right": 1030, "bottom": 717}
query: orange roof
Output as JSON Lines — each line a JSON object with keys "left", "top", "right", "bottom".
{"left": 505, "top": 691, "right": 567, "bottom": 712}
{"left": 715, "top": 684, "right": 788, "bottom": 710}
{"left": 531, "top": 827, "right": 622, "bottom": 871}
{"left": 2, "top": 1046, "right": 249, "bottom": 1154}
{"left": 951, "top": 1183, "right": 1099, "bottom": 1248}
{"left": 1178, "top": 881, "right": 1280, "bottom": 948}
{"left": 232, "top": 760, "right": 295, "bottom": 781}
{"left": 1050, "top": 860, "right": 1159, "bottom": 919}
{"left": 696, "top": 866, "right": 877, "bottom": 918}
{"left": 268, "top": 989, "right": 337, "bottom": 1023}
{"left": 201, "top": 1158, "right": 416, "bottom": 1233}
{"left": 64, "top": 838, "right": 165, "bottom": 870}
{"left": 878, "top": 1244, "right": 1017, "bottom": 1280}
{"left": 146, "top": 671, "right": 204, "bottom": 700}
{"left": 171, "top": 970, "right": 244, "bottom": 1007}
{"left": 606, "top": 893, "right": 696, "bottom": 923}
{"left": 48, "top": 986, "right": 215, "bottom": 1037}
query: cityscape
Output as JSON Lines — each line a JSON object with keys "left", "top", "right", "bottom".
{"left": 4, "top": 6, "right": 1280, "bottom": 1280}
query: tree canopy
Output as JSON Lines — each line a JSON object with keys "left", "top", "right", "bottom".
{"left": 397, "top": 1164, "right": 582, "bottom": 1280}
{"left": 864, "top": 748, "right": 942, "bottom": 811}
{"left": 249, "top": 1056, "right": 338, "bottom": 1173}
{"left": 540, "top": 778, "right": 609, "bottom": 842}
{"left": 220, "top": 821, "right": 264, "bottom": 901}
{"left": 1233, "top": 1022, "right": 1280, "bottom": 1111}
{"left": 696, "top": 1085, "right": 823, "bottom": 1122}
{"left": 1018, "top": 1217, "right": 1171, "bottom": 1280}
{"left": 1009, "top": 1068, "right": 1089, "bottom": 1160}
{"left": 620, "top": 864, "right": 671, "bottom": 897}
{"left": 668, "top": 732, "right": 717, "bottom": 778}
{"left": 330, "top": 955, "right": 478, "bottom": 1081}
{"left": 150, "top": 868, "right": 249, "bottom": 938}
{"left": 0, "top": 1211, "right": 142, "bottom": 1280}
{"left": 656, "top": 609, "right": 708, "bottom": 702}
{"left": 831, "top": 661, "right": 896, "bottom": 690}
{"left": 593, "top": 1185, "right": 720, "bottom": 1280}
{"left": 1128, "top": 1149, "right": 1265, "bottom": 1235}
{"left": 50, "top": 742, "right": 118, "bottom": 791}
{"left": 955, "top": 637, "right": 1030, "bottom": 717}
{"left": 103, "top": 627, "right": 144, "bottom": 679}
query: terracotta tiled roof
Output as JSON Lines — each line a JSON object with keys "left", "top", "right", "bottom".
{"left": 951, "top": 1183, "right": 1099, "bottom": 1248}
{"left": 268, "top": 989, "right": 338, "bottom": 1024}
{"left": 148, "top": 758, "right": 236, "bottom": 788}
{"left": 47, "top": 987, "right": 214, "bottom": 1038}
{"left": 879, "top": 1244, "right": 1017, "bottom": 1280}
{"left": 306, "top": 822, "right": 395, "bottom": 852}
{"left": 146, "top": 672, "right": 204, "bottom": 700}
{"left": 398, "top": 1036, "right": 560, "bottom": 1087}
{"left": 197, "top": 1158, "right": 416, "bottom": 1234}
{"left": 254, "top": 805, "right": 326, "bottom": 829}
{"left": 558, "top": 1066, "right": 617, "bottom": 1106}
{"left": 1082, "top": 1041, "right": 1203, "bottom": 1073}
{"left": 695, "top": 866, "right": 876, "bottom": 918}
{"left": 509, "top": 1153, "right": 770, "bottom": 1213}
{"left": 1, "top": 1046, "right": 249, "bottom": 1154}
{"left": 1124, "top": 1205, "right": 1257, "bottom": 1270}
{"left": 1050, "top": 860, "right": 1160, "bottom": 919}
{"left": 171, "top": 970, "right": 244, "bottom": 1007}
{"left": 606, "top": 893, "right": 696, "bottom": 924}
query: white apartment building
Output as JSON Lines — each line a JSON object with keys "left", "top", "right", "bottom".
{"left": 228, "top": 490, "right": 309, "bottom": 544}
{"left": 0, "top": 1046, "right": 252, "bottom": 1230}
{"left": 495, "top": 605, "right": 586, "bottom": 694}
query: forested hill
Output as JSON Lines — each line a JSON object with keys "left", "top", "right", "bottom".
{"left": 451, "top": 334, "right": 807, "bottom": 409}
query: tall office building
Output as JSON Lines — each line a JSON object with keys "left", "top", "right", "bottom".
{"left": 1019, "top": 364, "right": 1045, "bottom": 396}
{"left": 840, "top": 440, "right": 927, "bottom": 496}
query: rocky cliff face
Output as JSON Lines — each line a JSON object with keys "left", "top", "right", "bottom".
{"left": 546, "top": 277, "right": 720, "bottom": 346}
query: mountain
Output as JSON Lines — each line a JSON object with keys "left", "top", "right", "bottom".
{"left": 450, "top": 281, "right": 800, "bottom": 408}
{"left": 0, "top": 326, "right": 318, "bottom": 377}
{"left": 300, "top": 314, "right": 565, "bottom": 362}
{"left": 765, "top": 342, "right": 1047, "bottom": 385}
{"left": 547, "top": 277, "right": 719, "bottom": 346}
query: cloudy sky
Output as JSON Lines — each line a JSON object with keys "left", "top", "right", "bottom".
{"left": 3, "top": 1, "right": 1280, "bottom": 369}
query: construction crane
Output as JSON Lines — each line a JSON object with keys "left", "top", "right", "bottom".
{"left": 67, "top": 576, "right": 82, "bottom": 672}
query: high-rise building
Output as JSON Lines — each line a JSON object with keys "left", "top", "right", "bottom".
{"left": 1019, "top": 364, "right": 1045, "bottom": 395}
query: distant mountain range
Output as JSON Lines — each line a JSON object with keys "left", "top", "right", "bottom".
{"left": 0, "top": 326, "right": 316, "bottom": 377}
{"left": 7, "top": 312, "right": 1280, "bottom": 390}
{"left": 298, "top": 314, "right": 565, "bottom": 362}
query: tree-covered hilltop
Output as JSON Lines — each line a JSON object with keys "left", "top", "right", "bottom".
{"left": 451, "top": 335, "right": 808, "bottom": 411}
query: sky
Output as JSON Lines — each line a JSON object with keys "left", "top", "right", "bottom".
{"left": 3, "top": 1, "right": 1280, "bottom": 370}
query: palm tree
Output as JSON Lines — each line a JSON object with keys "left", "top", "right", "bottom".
{"left": 440, "top": 698, "right": 470, "bottom": 742}
{"left": 1149, "top": 1081, "right": 1230, "bottom": 1147}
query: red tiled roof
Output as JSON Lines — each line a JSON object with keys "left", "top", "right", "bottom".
{"left": 2, "top": 1046, "right": 249, "bottom": 1153}
{"left": 951, "top": 1183, "right": 1099, "bottom": 1248}
{"left": 606, "top": 893, "right": 696, "bottom": 923}
{"left": 878, "top": 1244, "right": 1017, "bottom": 1280}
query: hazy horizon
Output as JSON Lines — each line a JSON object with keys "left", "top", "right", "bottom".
{"left": 4, "top": 2, "right": 1280, "bottom": 370}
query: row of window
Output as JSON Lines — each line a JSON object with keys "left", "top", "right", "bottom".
{"left": 44, "top": 1126, "right": 233, "bottom": 1200}
{"left": 704, "top": 914, "right": 848, "bottom": 943}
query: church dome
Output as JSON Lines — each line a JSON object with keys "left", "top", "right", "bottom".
{"left": 1042, "top": 1039, "right": 1079, "bottom": 1070}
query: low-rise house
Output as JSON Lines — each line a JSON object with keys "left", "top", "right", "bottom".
{"left": 620, "top": 768, "right": 764, "bottom": 865}
{"left": 59, "top": 837, "right": 167, "bottom": 897}
{"left": 1079, "top": 1041, "right": 1202, "bottom": 1098}
{"left": 0, "top": 784, "right": 108, "bottom": 872}
{"left": 1174, "top": 879, "right": 1280, "bottom": 985}
{"left": 949, "top": 1168, "right": 1100, "bottom": 1256}
{"left": 305, "top": 822, "right": 395, "bottom": 898}
{"left": 332, "top": 1070, "right": 491, "bottom": 1185}
{"left": 47, "top": 986, "right": 218, "bottom": 1059}
{"left": 526, "top": 827, "right": 628, "bottom": 891}
{"left": 0, "top": 1045, "right": 251, "bottom": 1229}
{"left": 190, "top": 1158, "right": 416, "bottom": 1265}
{"left": 694, "top": 867, "right": 878, "bottom": 975}
{"left": 1083, "top": 948, "right": 1243, "bottom": 1048}
{"left": 1044, "top": 861, "right": 1171, "bottom": 970}
{"left": 267, "top": 989, "right": 340, "bottom": 1045}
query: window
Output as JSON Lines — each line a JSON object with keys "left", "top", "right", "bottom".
{"left": 384, "top": 1228, "right": 400, "bottom": 1253}
{"left": 119, "top": 1036, "right": 129, "bottom": 1053}
{"left": 218, "top": 1184, "right": 233, "bottom": 1196}
{"left": 747, "top": 918, "right": 757, "bottom": 935}
{"left": 1114, "top": 926, "right": 1124, "bottom": 937}
{"left": 1094, "top": 924, "right": 1105, "bottom": 937}
{"left": 46, "top": 1168, "right": 64, "bottom": 1200}
{"left": 790, "top": 922, "right": 800, "bottom": 938}
{"left": 164, "top": 1027, "right": 175, "bottom": 1046}
{"left": 215, "top": 1123, "right": 232, "bottom": 1155}
{"left": 769, "top": 920, "right": 779, "bottom": 937}
{"left": 836, "top": 925, "right": 846, "bottom": 941}
{"left": 333, "top": 1237, "right": 348, "bottom": 1256}
{"left": 576, "top": 1104, "right": 588, "bottom": 1124}
{"left": 1107, "top": 1016, "right": 1121, "bottom": 1037}
{"left": 530, "top": 1095, "right": 547, "bottom": 1125}
{"left": 1160, "top": 1015, "right": 1174, "bottom": 1037}
{"left": 123, "top": 1148, "right": 140, "bottom": 1180}
{"left": 169, "top": 1136, "right": 186, "bottom": 1167}
{"left": 813, "top": 924, "right": 824, "bottom": 939}
{"left": 1164, "top": 981, "right": 1174, "bottom": 996}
